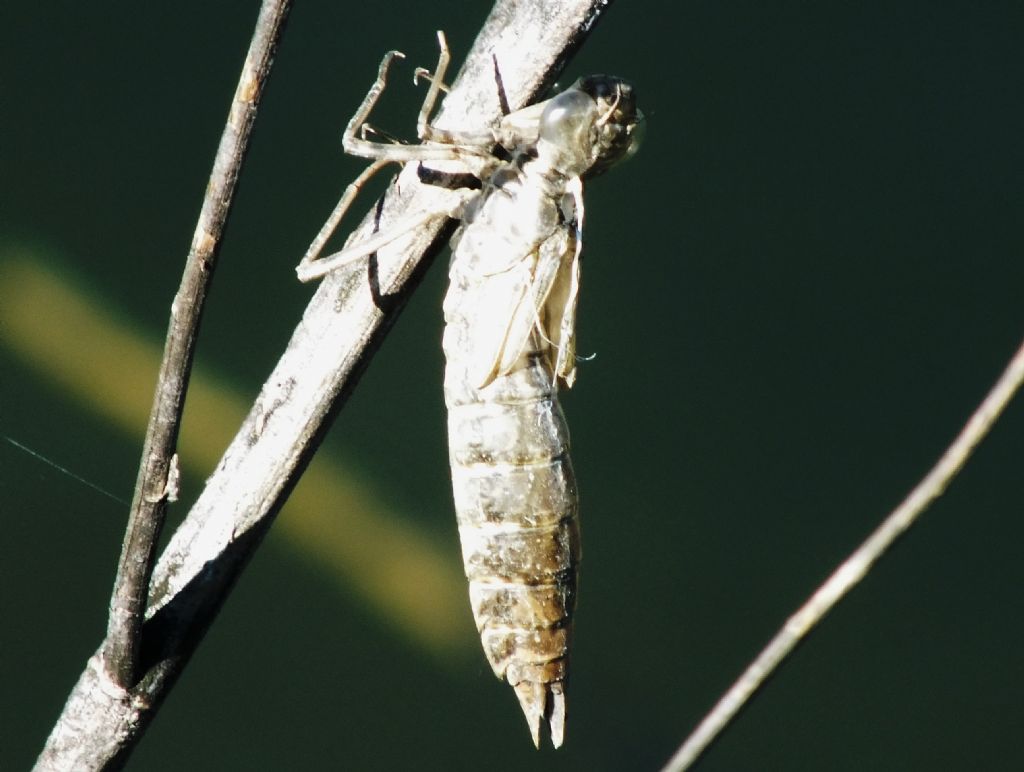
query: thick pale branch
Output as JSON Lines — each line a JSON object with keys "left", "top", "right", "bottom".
{"left": 36, "top": 1, "right": 615, "bottom": 769}
{"left": 661, "top": 337, "right": 1024, "bottom": 772}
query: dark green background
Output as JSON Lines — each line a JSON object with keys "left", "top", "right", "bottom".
{"left": 3, "top": 2, "right": 1023, "bottom": 769}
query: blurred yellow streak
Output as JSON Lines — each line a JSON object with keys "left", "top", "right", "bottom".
{"left": 0, "top": 250, "right": 471, "bottom": 658}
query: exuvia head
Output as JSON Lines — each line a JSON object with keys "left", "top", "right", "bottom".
{"left": 537, "top": 75, "right": 642, "bottom": 179}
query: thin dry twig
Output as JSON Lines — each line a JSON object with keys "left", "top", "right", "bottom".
{"left": 35, "top": 1, "right": 614, "bottom": 769}
{"left": 102, "top": 0, "right": 293, "bottom": 691}
{"left": 662, "top": 337, "right": 1024, "bottom": 772}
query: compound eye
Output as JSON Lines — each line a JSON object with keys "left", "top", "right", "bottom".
{"left": 539, "top": 89, "right": 597, "bottom": 150}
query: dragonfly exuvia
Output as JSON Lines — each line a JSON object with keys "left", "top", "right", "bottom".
{"left": 297, "top": 31, "right": 641, "bottom": 748}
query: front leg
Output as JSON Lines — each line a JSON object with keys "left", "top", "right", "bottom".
{"left": 344, "top": 34, "right": 489, "bottom": 163}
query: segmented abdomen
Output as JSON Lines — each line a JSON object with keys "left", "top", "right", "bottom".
{"left": 442, "top": 300, "right": 579, "bottom": 748}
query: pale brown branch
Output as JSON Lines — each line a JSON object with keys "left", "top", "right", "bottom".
{"left": 662, "top": 337, "right": 1024, "bottom": 772}
{"left": 102, "top": 0, "right": 293, "bottom": 691}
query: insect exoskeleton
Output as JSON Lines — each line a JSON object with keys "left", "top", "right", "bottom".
{"left": 296, "top": 31, "right": 640, "bottom": 748}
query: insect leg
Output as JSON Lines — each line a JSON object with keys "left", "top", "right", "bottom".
{"left": 343, "top": 34, "right": 483, "bottom": 163}
{"left": 296, "top": 206, "right": 449, "bottom": 283}
{"left": 296, "top": 158, "right": 394, "bottom": 281}
{"left": 412, "top": 67, "right": 450, "bottom": 94}
{"left": 416, "top": 31, "right": 501, "bottom": 149}
{"left": 296, "top": 171, "right": 475, "bottom": 284}
{"left": 343, "top": 49, "right": 408, "bottom": 159}
{"left": 415, "top": 30, "right": 451, "bottom": 140}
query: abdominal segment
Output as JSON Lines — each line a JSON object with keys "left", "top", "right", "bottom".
{"left": 444, "top": 335, "right": 580, "bottom": 747}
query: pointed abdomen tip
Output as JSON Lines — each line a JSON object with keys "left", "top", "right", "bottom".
{"left": 512, "top": 680, "right": 567, "bottom": 749}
